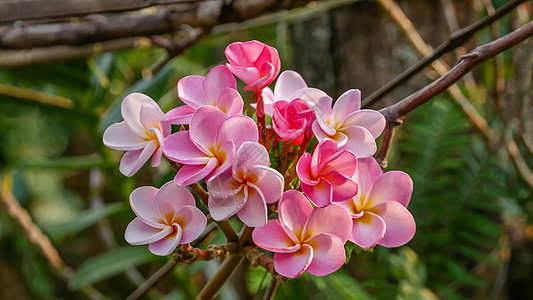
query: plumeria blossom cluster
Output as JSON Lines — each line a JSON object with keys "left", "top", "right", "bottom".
{"left": 103, "top": 40, "right": 416, "bottom": 279}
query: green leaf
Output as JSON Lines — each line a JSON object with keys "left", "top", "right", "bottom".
{"left": 69, "top": 246, "right": 160, "bottom": 290}
{"left": 23, "top": 156, "right": 108, "bottom": 170}
{"left": 45, "top": 203, "right": 126, "bottom": 236}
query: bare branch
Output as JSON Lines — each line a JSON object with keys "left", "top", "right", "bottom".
{"left": 196, "top": 255, "right": 244, "bottom": 300}
{"left": 505, "top": 128, "right": 533, "bottom": 191}
{"left": 0, "top": 83, "right": 73, "bottom": 108}
{"left": 363, "top": 0, "right": 527, "bottom": 107}
{"left": 0, "top": 0, "right": 202, "bottom": 23}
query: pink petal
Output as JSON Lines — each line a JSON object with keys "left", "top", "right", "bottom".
{"left": 367, "top": 171, "right": 413, "bottom": 208}
{"left": 119, "top": 140, "right": 157, "bottom": 177}
{"left": 243, "top": 62, "right": 275, "bottom": 92}
{"left": 311, "top": 139, "right": 339, "bottom": 177}
{"left": 206, "top": 141, "right": 235, "bottom": 181}
{"left": 274, "top": 70, "right": 308, "bottom": 101}
{"left": 312, "top": 120, "right": 330, "bottom": 142}
{"left": 302, "top": 203, "right": 352, "bottom": 244}
{"left": 314, "top": 97, "right": 335, "bottom": 135}
{"left": 339, "top": 126, "right": 377, "bottom": 158}
{"left": 321, "top": 171, "right": 358, "bottom": 203}
{"left": 177, "top": 75, "right": 207, "bottom": 108}
{"left": 372, "top": 201, "right": 415, "bottom": 248}
{"left": 289, "top": 88, "right": 329, "bottom": 107}
{"left": 156, "top": 181, "right": 195, "bottom": 223}
{"left": 172, "top": 205, "right": 207, "bottom": 244}
{"left": 103, "top": 121, "right": 148, "bottom": 151}
{"left": 353, "top": 157, "right": 383, "bottom": 199}
{"left": 174, "top": 158, "right": 218, "bottom": 186}
{"left": 226, "top": 65, "right": 260, "bottom": 87}
{"left": 250, "top": 165, "right": 284, "bottom": 204}
{"left": 125, "top": 218, "right": 172, "bottom": 245}
{"left": 252, "top": 219, "right": 300, "bottom": 253}
{"left": 332, "top": 89, "right": 361, "bottom": 123}
{"left": 260, "top": 87, "right": 275, "bottom": 117}
{"left": 139, "top": 102, "right": 166, "bottom": 131}
{"left": 301, "top": 178, "right": 333, "bottom": 208}
{"left": 129, "top": 186, "right": 165, "bottom": 228}
{"left": 208, "top": 186, "right": 246, "bottom": 221}
{"left": 203, "top": 65, "right": 237, "bottom": 104}
{"left": 166, "top": 105, "right": 196, "bottom": 125}
{"left": 217, "top": 87, "right": 243, "bottom": 116}
{"left": 207, "top": 169, "right": 241, "bottom": 196}
{"left": 225, "top": 41, "right": 264, "bottom": 66}
{"left": 350, "top": 211, "right": 386, "bottom": 249}
{"left": 236, "top": 184, "right": 268, "bottom": 227}
{"left": 305, "top": 233, "right": 346, "bottom": 276}
{"left": 274, "top": 244, "right": 313, "bottom": 278}
{"left": 278, "top": 190, "right": 313, "bottom": 240}
{"left": 148, "top": 225, "right": 182, "bottom": 256}
{"left": 190, "top": 106, "right": 227, "bottom": 154}
{"left": 161, "top": 131, "right": 210, "bottom": 164}
{"left": 151, "top": 148, "right": 162, "bottom": 167}
{"left": 296, "top": 153, "right": 319, "bottom": 186}
{"left": 232, "top": 142, "right": 269, "bottom": 177}
{"left": 216, "top": 115, "right": 259, "bottom": 150}
{"left": 320, "top": 149, "right": 357, "bottom": 177}
{"left": 121, "top": 93, "right": 155, "bottom": 134}
{"left": 342, "top": 109, "right": 386, "bottom": 139}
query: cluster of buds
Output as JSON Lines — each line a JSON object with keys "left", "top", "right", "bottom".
{"left": 103, "top": 40, "right": 415, "bottom": 278}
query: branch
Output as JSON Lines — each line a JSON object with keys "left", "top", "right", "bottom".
{"left": 262, "top": 278, "right": 280, "bottom": 300}
{"left": 0, "top": 0, "right": 201, "bottom": 22}
{"left": 196, "top": 255, "right": 244, "bottom": 300}
{"left": 0, "top": 0, "right": 313, "bottom": 49}
{"left": 505, "top": 128, "right": 533, "bottom": 191}
{"left": 0, "top": 83, "right": 73, "bottom": 108}
{"left": 362, "top": 0, "right": 527, "bottom": 107}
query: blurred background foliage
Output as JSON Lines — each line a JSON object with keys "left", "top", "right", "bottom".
{"left": 0, "top": 0, "right": 532, "bottom": 299}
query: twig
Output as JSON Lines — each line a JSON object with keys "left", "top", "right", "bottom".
{"left": 482, "top": 0, "right": 505, "bottom": 108}
{"left": 0, "top": 83, "right": 73, "bottom": 108}
{"left": 125, "top": 260, "right": 177, "bottom": 300}
{"left": 505, "top": 127, "right": 533, "bottom": 191}
{"left": 363, "top": 0, "right": 527, "bottom": 107}
{"left": 0, "top": 177, "right": 106, "bottom": 300}
{"left": 262, "top": 278, "right": 280, "bottom": 300}
{"left": 196, "top": 255, "right": 245, "bottom": 300}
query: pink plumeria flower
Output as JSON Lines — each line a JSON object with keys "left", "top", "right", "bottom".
{"left": 256, "top": 70, "right": 328, "bottom": 117}
{"left": 103, "top": 93, "right": 171, "bottom": 177}
{"left": 166, "top": 65, "right": 243, "bottom": 125}
{"left": 124, "top": 181, "right": 207, "bottom": 256}
{"left": 313, "top": 89, "right": 385, "bottom": 158}
{"left": 296, "top": 139, "right": 358, "bottom": 207}
{"left": 337, "top": 157, "right": 415, "bottom": 249}
{"left": 161, "top": 106, "right": 258, "bottom": 186}
{"left": 252, "top": 190, "right": 352, "bottom": 278}
{"left": 272, "top": 98, "right": 315, "bottom": 146}
{"left": 207, "top": 142, "right": 284, "bottom": 227}
{"left": 224, "top": 40, "right": 281, "bottom": 94}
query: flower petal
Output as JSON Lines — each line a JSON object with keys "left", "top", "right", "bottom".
{"left": 301, "top": 178, "right": 333, "bottom": 208}
{"left": 332, "top": 89, "right": 361, "bottom": 123}
{"left": 302, "top": 203, "right": 352, "bottom": 244}
{"left": 151, "top": 148, "right": 163, "bottom": 167}
{"left": 161, "top": 131, "right": 210, "bottom": 164}
{"left": 208, "top": 186, "right": 246, "bottom": 221}
{"left": 367, "top": 171, "right": 413, "bottom": 208}
{"left": 350, "top": 211, "right": 386, "bottom": 249}
{"left": 174, "top": 158, "right": 218, "bottom": 186}
{"left": 119, "top": 140, "right": 157, "bottom": 177}
{"left": 103, "top": 121, "right": 149, "bottom": 151}
{"left": 207, "top": 141, "right": 235, "bottom": 181}
{"left": 320, "top": 149, "right": 357, "bottom": 177}
{"left": 121, "top": 93, "right": 155, "bottom": 134}
{"left": 278, "top": 190, "right": 314, "bottom": 240}
{"left": 342, "top": 109, "right": 386, "bottom": 139}
{"left": 129, "top": 186, "right": 165, "bottom": 228}
{"left": 216, "top": 115, "right": 258, "bottom": 149}
{"left": 190, "top": 106, "right": 227, "bottom": 154}
{"left": 139, "top": 102, "right": 166, "bottom": 131}
{"left": 289, "top": 88, "right": 329, "bottom": 107}
{"left": 236, "top": 184, "right": 268, "bottom": 227}
{"left": 156, "top": 181, "right": 196, "bottom": 223}
{"left": 305, "top": 233, "right": 346, "bottom": 276}
{"left": 339, "top": 126, "right": 376, "bottom": 158}
{"left": 172, "top": 205, "right": 207, "bottom": 244}
{"left": 250, "top": 165, "right": 284, "bottom": 204}
{"left": 217, "top": 87, "right": 243, "bottom": 116}
{"left": 311, "top": 139, "right": 339, "bottom": 177}
{"left": 296, "top": 153, "right": 319, "bottom": 185}
{"left": 353, "top": 157, "right": 383, "bottom": 199}
{"left": 274, "top": 70, "right": 308, "bottom": 101}
{"left": 232, "top": 142, "right": 269, "bottom": 177}
{"left": 166, "top": 105, "right": 196, "bottom": 125}
{"left": 203, "top": 65, "right": 237, "bottom": 104}
{"left": 274, "top": 244, "right": 313, "bottom": 278}
{"left": 148, "top": 225, "right": 182, "bottom": 256}
{"left": 177, "top": 75, "right": 207, "bottom": 108}
{"left": 252, "top": 219, "right": 300, "bottom": 253}
{"left": 372, "top": 201, "right": 415, "bottom": 248}
{"left": 321, "top": 171, "right": 358, "bottom": 203}
{"left": 314, "top": 97, "right": 335, "bottom": 135}
{"left": 125, "top": 218, "right": 172, "bottom": 245}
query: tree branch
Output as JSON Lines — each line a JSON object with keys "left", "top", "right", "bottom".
{"left": 362, "top": 0, "right": 527, "bottom": 107}
{"left": 196, "top": 255, "right": 244, "bottom": 300}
